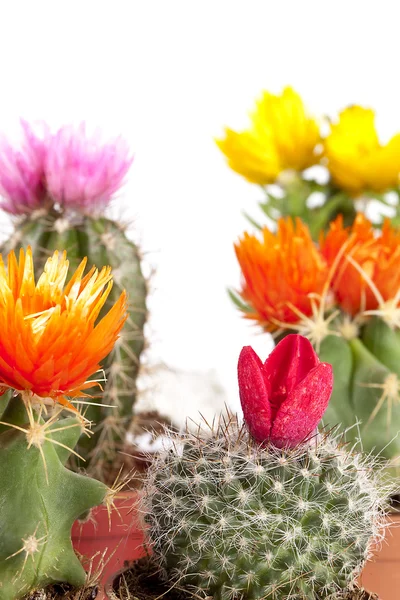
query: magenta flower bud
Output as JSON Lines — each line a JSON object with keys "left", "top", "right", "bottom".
{"left": 238, "top": 334, "right": 333, "bottom": 448}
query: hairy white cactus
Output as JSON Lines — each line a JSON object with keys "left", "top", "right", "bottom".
{"left": 141, "top": 415, "right": 389, "bottom": 600}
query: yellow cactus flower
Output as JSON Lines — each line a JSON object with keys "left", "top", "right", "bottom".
{"left": 216, "top": 87, "right": 321, "bottom": 184}
{"left": 324, "top": 105, "right": 400, "bottom": 196}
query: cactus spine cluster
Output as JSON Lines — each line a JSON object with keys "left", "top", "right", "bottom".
{"left": 0, "top": 396, "right": 109, "bottom": 600}
{"left": 142, "top": 415, "right": 386, "bottom": 600}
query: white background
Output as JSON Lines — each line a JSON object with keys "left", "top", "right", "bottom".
{"left": 0, "top": 1, "right": 399, "bottom": 416}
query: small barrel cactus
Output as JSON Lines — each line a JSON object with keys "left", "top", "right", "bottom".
{"left": 232, "top": 212, "right": 400, "bottom": 475}
{"left": 0, "top": 122, "right": 147, "bottom": 479}
{"left": 0, "top": 247, "right": 127, "bottom": 599}
{"left": 142, "top": 335, "right": 387, "bottom": 600}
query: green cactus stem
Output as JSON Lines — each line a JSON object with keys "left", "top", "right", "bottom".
{"left": 361, "top": 317, "right": 400, "bottom": 378}
{"left": 0, "top": 396, "right": 109, "bottom": 600}
{"left": 320, "top": 328, "right": 400, "bottom": 471}
{"left": 74, "top": 216, "right": 147, "bottom": 477}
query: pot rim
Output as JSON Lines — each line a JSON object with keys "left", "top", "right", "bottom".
{"left": 102, "top": 565, "right": 131, "bottom": 599}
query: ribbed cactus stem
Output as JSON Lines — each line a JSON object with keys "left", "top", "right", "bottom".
{"left": 0, "top": 396, "right": 109, "bottom": 600}
{"left": 0, "top": 210, "right": 83, "bottom": 272}
{"left": 321, "top": 329, "right": 400, "bottom": 470}
{"left": 74, "top": 216, "right": 147, "bottom": 477}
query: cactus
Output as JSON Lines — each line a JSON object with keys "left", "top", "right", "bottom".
{"left": 72, "top": 215, "right": 147, "bottom": 477}
{"left": 142, "top": 335, "right": 387, "bottom": 600}
{"left": 232, "top": 212, "right": 400, "bottom": 476}
{"left": 320, "top": 322, "right": 400, "bottom": 469}
{"left": 0, "top": 123, "right": 147, "bottom": 479}
{"left": 0, "top": 247, "right": 127, "bottom": 599}
{"left": 2, "top": 210, "right": 147, "bottom": 478}
{"left": 0, "top": 397, "right": 108, "bottom": 600}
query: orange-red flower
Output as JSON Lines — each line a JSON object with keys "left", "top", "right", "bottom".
{"left": 235, "top": 219, "right": 329, "bottom": 331}
{"left": 320, "top": 214, "right": 400, "bottom": 316}
{"left": 0, "top": 247, "right": 127, "bottom": 410}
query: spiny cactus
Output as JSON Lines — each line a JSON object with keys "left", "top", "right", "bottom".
{"left": 142, "top": 335, "right": 387, "bottom": 600}
{"left": 0, "top": 122, "right": 147, "bottom": 479}
{"left": 0, "top": 247, "right": 127, "bottom": 599}
{"left": 232, "top": 212, "right": 400, "bottom": 476}
{"left": 320, "top": 319, "right": 400, "bottom": 468}
{"left": 0, "top": 397, "right": 108, "bottom": 600}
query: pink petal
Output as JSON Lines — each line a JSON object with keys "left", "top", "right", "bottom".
{"left": 270, "top": 362, "right": 333, "bottom": 448}
{"left": 45, "top": 124, "right": 133, "bottom": 213}
{"left": 238, "top": 346, "right": 272, "bottom": 442}
{"left": 263, "top": 334, "right": 320, "bottom": 418}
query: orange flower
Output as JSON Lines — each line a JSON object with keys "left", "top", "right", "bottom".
{"left": 235, "top": 219, "right": 329, "bottom": 331}
{"left": 320, "top": 214, "right": 400, "bottom": 316}
{"left": 0, "top": 247, "right": 127, "bottom": 411}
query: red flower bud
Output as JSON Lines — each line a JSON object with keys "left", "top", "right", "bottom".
{"left": 238, "top": 334, "right": 333, "bottom": 448}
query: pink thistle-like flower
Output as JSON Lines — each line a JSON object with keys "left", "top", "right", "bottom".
{"left": 238, "top": 334, "right": 333, "bottom": 448}
{"left": 44, "top": 123, "right": 133, "bottom": 213}
{"left": 0, "top": 120, "right": 49, "bottom": 215}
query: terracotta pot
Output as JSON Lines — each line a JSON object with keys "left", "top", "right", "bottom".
{"left": 359, "top": 514, "right": 400, "bottom": 600}
{"left": 72, "top": 491, "right": 146, "bottom": 587}
{"left": 102, "top": 566, "right": 128, "bottom": 599}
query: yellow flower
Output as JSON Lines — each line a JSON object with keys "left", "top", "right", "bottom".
{"left": 216, "top": 87, "right": 321, "bottom": 184}
{"left": 324, "top": 105, "right": 400, "bottom": 195}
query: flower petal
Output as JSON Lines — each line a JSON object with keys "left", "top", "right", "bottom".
{"left": 238, "top": 346, "right": 271, "bottom": 442}
{"left": 263, "top": 334, "right": 320, "bottom": 417}
{"left": 234, "top": 221, "right": 328, "bottom": 332}
{"left": 270, "top": 362, "right": 333, "bottom": 448}
{"left": 0, "top": 248, "right": 127, "bottom": 404}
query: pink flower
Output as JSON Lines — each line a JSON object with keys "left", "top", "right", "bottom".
{"left": 44, "top": 123, "right": 133, "bottom": 213}
{"left": 0, "top": 121, "right": 48, "bottom": 215}
{"left": 238, "top": 334, "right": 333, "bottom": 448}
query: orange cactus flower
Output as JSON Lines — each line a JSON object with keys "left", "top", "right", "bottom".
{"left": 320, "top": 213, "right": 400, "bottom": 316}
{"left": 0, "top": 247, "right": 127, "bottom": 411}
{"left": 235, "top": 218, "right": 329, "bottom": 331}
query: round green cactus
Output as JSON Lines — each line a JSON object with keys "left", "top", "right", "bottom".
{"left": 142, "top": 417, "right": 387, "bottom": 600}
